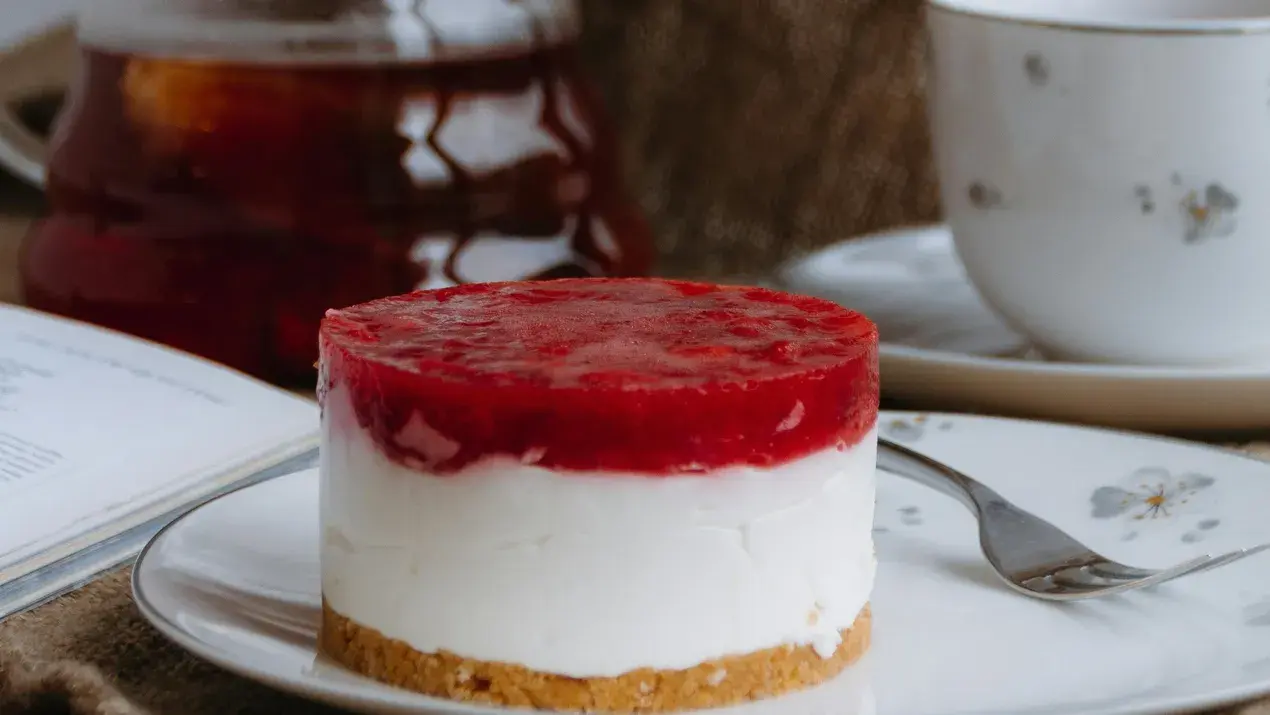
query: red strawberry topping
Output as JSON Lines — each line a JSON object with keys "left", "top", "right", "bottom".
{"left": 319, "top": 278, "right": 878, "bottom": 475}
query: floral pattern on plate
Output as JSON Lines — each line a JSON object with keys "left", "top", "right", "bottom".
{"left": 882, "top": 414, "right": 954, "bottom": 444}
{"left": 1245, "top": 597, "right": 1270, "bottom": 627}
{"left": 1090, "top": 467, "right": 1216, "bottom": 521}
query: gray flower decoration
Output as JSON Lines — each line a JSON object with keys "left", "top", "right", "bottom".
{"left": 884, "top": 415, "right": 954, "bottom": 444}
{"left": 967, "top": 182, "right": 1004, "bottom": 210}
{"left": 1091, "top": 467, "right": 1216, "bottom": 521}
{"left": 1023, "top": 53, "right": 1050, "bottom": 86}
{"left": 1246, "top": 597, "right": 1270, "bottom": 627}
{"left": 1182, "top": 183, "right": 1240, "bottom": 243}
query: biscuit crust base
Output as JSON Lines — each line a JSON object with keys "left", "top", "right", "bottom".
{"left": 320, "top": 601, "right": 871, "bottom": 713}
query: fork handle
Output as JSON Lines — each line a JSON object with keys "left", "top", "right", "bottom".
{"left": 877, "top": 438, "right": 987, "bottom": 514}
{"left": 878, "top": 438, "right": 1100, "bottom": 575}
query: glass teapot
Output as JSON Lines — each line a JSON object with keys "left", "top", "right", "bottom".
{"left": 14, "top": 0, "right": 654, "bottom": 384}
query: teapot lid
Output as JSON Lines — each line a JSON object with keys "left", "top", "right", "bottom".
{"left": 79, "top": 0, "right": 581, "bottom": 63}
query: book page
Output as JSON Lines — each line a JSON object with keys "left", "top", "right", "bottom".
{"left": 0, "top": 304, "right": 318, "bottom": 573}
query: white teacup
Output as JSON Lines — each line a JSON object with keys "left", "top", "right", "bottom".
{"left": 927, "top": 0, "right": 1270, "bottom": 366}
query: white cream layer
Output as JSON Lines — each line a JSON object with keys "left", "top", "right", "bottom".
{"left": 320, "top": 383, "right": 877, "bottom": 678}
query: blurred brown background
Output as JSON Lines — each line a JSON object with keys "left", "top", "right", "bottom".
{"left": 0, "top": 174, "right": 35, "bottom": 305}
{"left": 581, "top": 0, "right": 940, "bottom": 277}
{"left": 0, "top": 0, "right": 940, "bottom": 303}
{"left": 0, "top": 19, "right": 67, "bottom": 306}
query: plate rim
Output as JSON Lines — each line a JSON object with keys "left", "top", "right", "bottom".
{"left": 131, "top": 411, "right": 1270, "bottom": 715}
{"left": 130, "top": 467, "right": 503, "bottom": 715}
{"left": 777, "top": 224, "right": 1270, "bottom": 383}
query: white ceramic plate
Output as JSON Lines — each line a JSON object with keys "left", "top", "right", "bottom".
{"left": 776, "top": 225, "right": 1270, "bottom": 434}
{"left": 134, "top": 411, "right": 1270, "bottom": 715}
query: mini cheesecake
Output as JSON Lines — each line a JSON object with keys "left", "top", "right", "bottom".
{"left": 317, "top": 278, "right": 880, "bottom": 713}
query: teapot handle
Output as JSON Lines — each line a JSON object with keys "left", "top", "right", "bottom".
{"left": 0, "top": 106, "right": 48, "bottom": 187}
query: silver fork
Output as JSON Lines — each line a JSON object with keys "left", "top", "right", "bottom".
{"left": 878, "top": 438, "right": 1270, "bottom": 601}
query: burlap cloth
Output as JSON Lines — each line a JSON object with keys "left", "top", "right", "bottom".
{"left": 2, "top": 1, "right": 1269, "bottom": 713}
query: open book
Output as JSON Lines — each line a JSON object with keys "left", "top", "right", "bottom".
{"left": 0, "top": 303, "right": 318, "bottom": 620}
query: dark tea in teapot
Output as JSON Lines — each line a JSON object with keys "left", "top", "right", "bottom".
{"left": 21, "top": 0, "right": 653, "bottom": 383}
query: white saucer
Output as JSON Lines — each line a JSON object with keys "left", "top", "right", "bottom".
{"left": 776, "top": 225, "right": 1270, "bottom": 434}
{"left": 134, "top": 412, "right": 1270, "bottom": 715}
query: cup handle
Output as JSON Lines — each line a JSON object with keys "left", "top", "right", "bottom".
{"left": 0, "top": 104, "right": 48, "bottom": 187}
